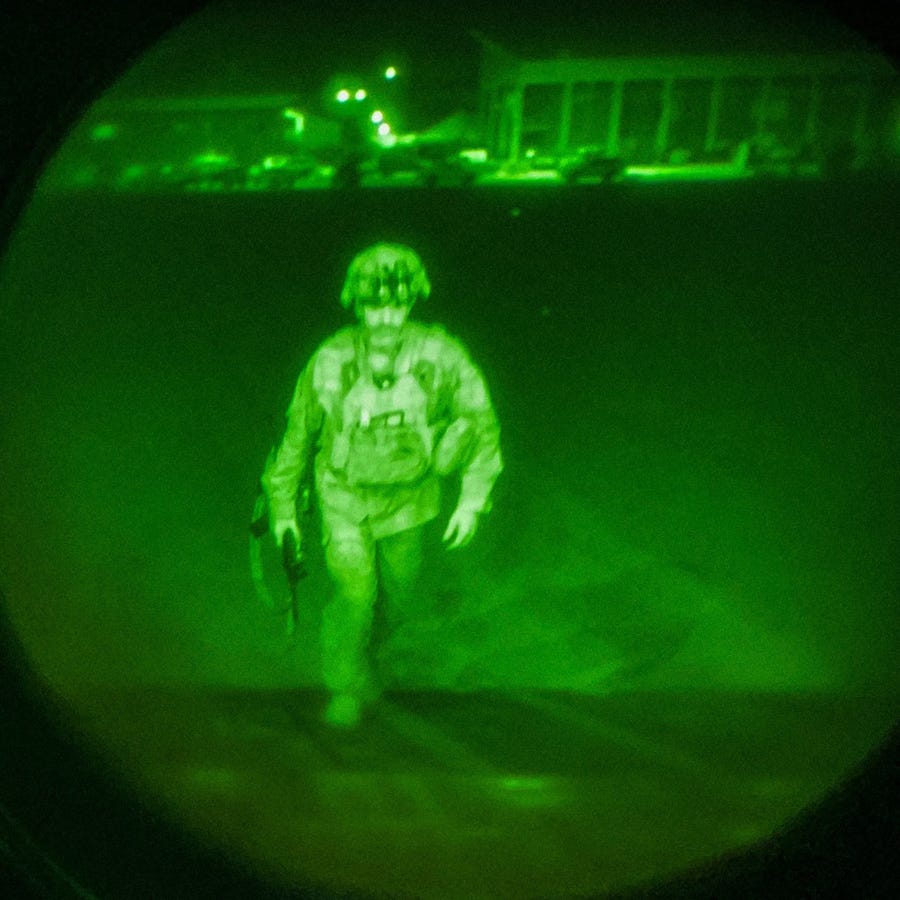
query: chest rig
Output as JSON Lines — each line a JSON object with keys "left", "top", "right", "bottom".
{"left": 328, "top": 331, "right": 435, "bottom": 487}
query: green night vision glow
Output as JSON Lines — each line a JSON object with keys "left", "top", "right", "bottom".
{"left": 191, "top": 151, "right": 231, "bottom": 165}
{"left": 282, "top": 108, "right": 305, "bottom": 133}
{"left": 2, "top": 8, "right": 899, "bottom": 900}
{"left": 90, "top": 123, "right": 119, "bottom": 141}
{"left": 493, "top": 776, "right": 569, "bottom": 809}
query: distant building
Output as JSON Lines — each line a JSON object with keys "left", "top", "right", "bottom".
{"left": 473, "top": 25, "right": 899, "bottom": 174}
{"left": 98, "top": 94, "right": 343, "bottom": 156}
{"left": 42, "top": 93, "right": 344, "bottom": 190}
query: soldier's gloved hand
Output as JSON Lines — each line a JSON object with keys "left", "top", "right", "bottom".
{"left": 273, "top": 518, "right": 301, "bottom": 551}
{"left": 442, "top": 505, "right": 479, "bottom": 550}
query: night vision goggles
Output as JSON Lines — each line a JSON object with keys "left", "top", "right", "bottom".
{"left": 340, "top": 243, "right": 431, "bottom": 310}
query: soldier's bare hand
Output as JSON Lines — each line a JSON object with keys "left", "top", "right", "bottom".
{"left": 274, "top": 519, "right": 301, "bottom": 550}
{"left": 442, "top": 507, "right": 478, "bottom": 550}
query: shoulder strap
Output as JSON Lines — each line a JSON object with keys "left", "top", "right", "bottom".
{"left": 353, "top": 328, "right": 372, "bottom": 383}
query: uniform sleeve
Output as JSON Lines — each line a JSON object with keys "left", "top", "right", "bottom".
{"left": 261, "top": 358, "right": 324, "bottom": 525}
{"left": 448, "top": 339, "right": 503, "bottom": 514}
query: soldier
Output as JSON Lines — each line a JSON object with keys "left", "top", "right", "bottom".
{"left": 263, "top": 243, "right": 503, "bottom": 727}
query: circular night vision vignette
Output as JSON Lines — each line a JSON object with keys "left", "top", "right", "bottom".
{"left": 1, "top": 3, "right": 899, "bottom": 900}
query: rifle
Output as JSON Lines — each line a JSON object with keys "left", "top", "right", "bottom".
{"left": 280, "top": 526, "right": 307, "bottom": 634}
{"left": 249, "top": 484, "right": 309, "bottom": 635}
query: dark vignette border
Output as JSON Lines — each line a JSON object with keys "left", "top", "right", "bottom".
{"left": 0, "top": 2, "right": 897, "bottom": 898}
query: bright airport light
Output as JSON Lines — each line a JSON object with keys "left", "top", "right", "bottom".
{"left": 282, "top": 108, "right": 305, "bottom": 134}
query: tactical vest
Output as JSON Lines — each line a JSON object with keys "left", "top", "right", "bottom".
{"left": 328, "top": 331, "right": 436, "bottom": 487}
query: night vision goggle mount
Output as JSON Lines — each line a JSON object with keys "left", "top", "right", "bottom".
{"left": 355, "top": 263, "right": 415, "bottom": 305}
{"left": 340, "top": 243, "right": 431, "bottom": 310}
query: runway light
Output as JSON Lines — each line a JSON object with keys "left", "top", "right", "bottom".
{"left": 371, "top": 110, "right": 384, "bottom": 124}
{"left": 90, "top": 123, "right": 118, "bottom": 141}
{"left": 355, "top": 88, "right": 367, "bottom": 101}
{"left": 377, "top": 123, "right": 391, "bottom": 136}
{"left": 336, "top": 89, "right": 350, "bottom": 103}
{"left": 262, "top": 156, "right": 288, "bottom": 170}
{"left": 192, "top": 152, "right": 230, "bottom": 165}
{"left": 385, "top": 66, "right": 397, "bottom": 80}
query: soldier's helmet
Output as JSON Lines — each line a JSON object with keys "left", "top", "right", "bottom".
{"left": 340, "top": 243, "right": 431, "bottom": 313}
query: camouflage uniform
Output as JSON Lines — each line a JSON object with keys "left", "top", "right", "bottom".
{"left": 263, "top": 319, "right": 502, "bottom": 695}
